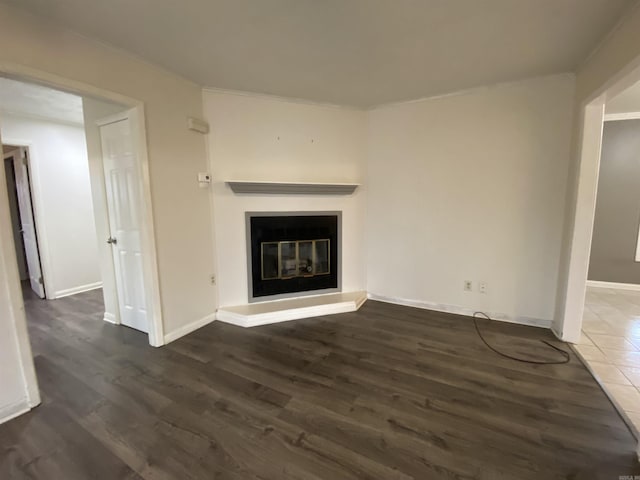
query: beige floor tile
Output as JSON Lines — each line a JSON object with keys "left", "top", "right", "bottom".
{"left": 602, "top": 349, "right": 640, "bottom": 368}
{"left": 626, "top": 412, "right": 640, "bottom": 433}
{"left": 587, "top": 362, "right": 632, "bottom": 385}
{"left": 628, "top": 337, "right": 640, "bottom": 350}
{"left": 621, "top": 321, "right": 640, "bottom": 338}
{"left": 605, "top": 321, "right": 640, "bottom": 338}
{"left": 588, "top": 334, "right": 639, "bottom": 352}
{"left": 601, "top": 383, "right": 640, "bottom": 413}
{"left": 574, "top": 344, "right": 609, "bottom": 363}
{"left": 582, "top": 306, "right": 602, "bottom": 321}
{"left": 576, "top": 332, "right": 594, "bottom": 346}
{"left": 620, "top": 366, "right": 640, "bottom": 389}
{"left": 582, "top": 320, "right": 616, "bottom": 335}
{"left": 582, "top": 288, "right": 640, "bottom": 420}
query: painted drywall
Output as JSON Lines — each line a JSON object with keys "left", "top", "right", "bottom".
{"left": 0, "top": 266, "right": 30, "bottom": 422}
{"left": 555, "top": 2, "right": 640, "bottom": 341}
{"left": 0, "top": 2, "right": 215, "bottom": 422}
{"left": 606, "top": 79, "right": 640, "bottom": 114}
{"left": 3, "top": 156, "right": 28, "bottom": 280}
{"left": 0, "top": 131, "right": 40, "bottom": 424}
{"left": 588, "top": 120, "right": 640, "bottom": 284}
{"left": 367, "top": 75, "right": 575, "bottom": 325}
{"left": 0, "top": 216, "right": 37, "bottom": 423}
{"left": 203, "top": 91, "right": 367, "bottom": 307}
{"left": 82, "top": 97, "right": 126, "bottom": 322}
{"left": 0, "top": 113, "right": 100, "bottom": 298}
{"left": 0, "top": 3, "right": 216, "bottom": 337}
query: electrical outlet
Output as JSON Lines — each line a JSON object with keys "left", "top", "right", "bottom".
{"left": 210, "top": 274, "right": 216, "bottom": 285}
{"left": 464, "top": 280, "right": 472, "bottom": 292}
{"left": 479, "top": 281, "right": 487, "bottom": 294}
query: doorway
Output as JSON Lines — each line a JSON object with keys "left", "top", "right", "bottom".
{"left": 560, "top": 64, "right": 640, "bottom": 440}
{"left": 3, "top": 146, "right": 45, "bottom": 298}
{"left": 0, "top": 76, "right": 163, "bottom": 346}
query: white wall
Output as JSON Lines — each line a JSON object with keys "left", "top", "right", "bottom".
{"left": 0, "top": 113, "right": 101, "bottom": 298}
{"left": 606, "top": 79, "right": 640, "bottom": 114}
{"left": 203, "top": 91, "right": 367, "bottom": 306}
{"left": 0, "top": 2, "right": 215, "bottom": 422}
{"left": 0, "top": 245, "right": 37, "bottom": 422}
{"left": 0, "top": 131, "right": 39, "bottom": 424}
{"left": 367, "top": 75, "right": 575, "bottom": 325}
{"left": 555, "top": 2, "right": 640, "bottom": 341}
{"left": 0, "top": 2, "right": 216, "bottom": 337}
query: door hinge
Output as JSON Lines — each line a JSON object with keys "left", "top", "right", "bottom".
{"left": 38, "top": 276, "right": 43, "bottom": 284}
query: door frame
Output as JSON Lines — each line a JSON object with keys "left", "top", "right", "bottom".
{"left": 557, "top": 54, "right": 640, "bottom": 342}
{"left": 0, "top": 63, "right": 164, "bottom": 350}
{"left": 3, "top": 144, "right": 51, "bottom": 298}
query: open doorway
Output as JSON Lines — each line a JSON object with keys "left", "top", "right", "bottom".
{"left": 575, "top": 83, "right": 640, "bottom": 436}
{"left": 0, "top": 76, "right": 162, "bottom": 348}
{"left": 3, "top": 145, "right": 45, "bottom": 298}
{"left": 562, "top": 69, "right": 640, "bottom": 440}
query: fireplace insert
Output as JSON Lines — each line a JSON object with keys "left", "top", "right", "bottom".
{"left": 247, "top": 212, "right": 340, "bottom": 301}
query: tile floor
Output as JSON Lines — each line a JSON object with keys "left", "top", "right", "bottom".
{"left": 576, "top": 286, "right": 640, "bottom": 435}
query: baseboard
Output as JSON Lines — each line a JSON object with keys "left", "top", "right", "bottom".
{"left": 367, "top": 293, "right": 552, "bottom": 329}
{"left": 0, "top": 399, "right": 31, "bottom": 425}
{"left": 103, "top": 312, "right": 117, "bottom": 324}
{"left": 54, "top": 282, "right": 102, "bottom": 299}
{"left": 163, "top": 313, "right": 216, "bottom": 344}
{"left": 586, "top": 280, "right": 640, "bottom": 291}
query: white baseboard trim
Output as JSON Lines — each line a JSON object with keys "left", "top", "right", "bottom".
{"left": 0, "top": 399, "right": 31, "bottom": 425}
{"left": 586, "top": 280, "right": 640, "bottom": 291}
{"left": 103, "top": 312, "right": 117, "bottom": 324}
{"left": 54, "top": 282, "right": 102, "bottom": 299}
{"left": 367, "top": 293, "right": 552, "bottom": 329}
{"left": 163, "top": 313, "right": 216, "bottom": 344}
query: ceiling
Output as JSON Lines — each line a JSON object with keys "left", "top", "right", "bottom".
{"left": 606, "top": 80, "right": 640, "bottom": 114}
{"left": 3, "top": 0, "right": 638, "bottom": 107}
{"left": 0, "top": 77, "right": 84, "bottom": 124}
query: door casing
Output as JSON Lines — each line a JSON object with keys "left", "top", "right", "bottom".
{"left": 0, "top": 63, "right": 163, "bottom": 349}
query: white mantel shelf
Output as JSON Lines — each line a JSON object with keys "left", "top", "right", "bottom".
{"left": 216, "top": 291, "right": 367, "bottom": 328}
{"left": 227, "top": 181, "right": 359, "bottom": 195}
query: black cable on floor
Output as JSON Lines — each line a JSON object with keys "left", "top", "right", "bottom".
{"left": 472, "top": 312, "right": 571, "bottom": 365}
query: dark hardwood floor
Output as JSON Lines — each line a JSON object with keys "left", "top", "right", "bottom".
{"left": 1, "top": 286, "right": 639, "bottom": 479}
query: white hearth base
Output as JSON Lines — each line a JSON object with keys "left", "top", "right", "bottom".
{"left": 216, "top": 291, "right": 367, "bottom": 328}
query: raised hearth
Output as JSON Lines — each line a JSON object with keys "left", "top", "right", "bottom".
{"left": 216, "top": 291, "right": 367, "bottom": 327}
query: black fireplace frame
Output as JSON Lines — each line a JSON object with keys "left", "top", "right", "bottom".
{"left": 246, "top": 211, "right": 341, "bottom": 302}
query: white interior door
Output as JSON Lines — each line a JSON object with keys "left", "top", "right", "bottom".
{"left": 99, "top": 112, "right": 148, "bottom": 333}
{"left": 11, "top": 148, "right": 45, "bottom": 298}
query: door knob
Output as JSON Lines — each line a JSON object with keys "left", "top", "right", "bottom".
{"left": 107, "top": 236, "right": 117, "bottom": 245}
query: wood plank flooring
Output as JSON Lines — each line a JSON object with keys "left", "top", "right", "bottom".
{"left": 1, "top": 287, "right": 639, "bottom": 479}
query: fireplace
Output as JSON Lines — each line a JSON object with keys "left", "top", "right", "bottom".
{"left": 246, "top": 212, "right": 340, "bottom": 301}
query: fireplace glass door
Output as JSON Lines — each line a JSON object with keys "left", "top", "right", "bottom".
{"left": 261, "top": 239, "right": 330, "bottom": 280}
{"left": 248, "top": 213, "right": 339, "bottom": 300}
